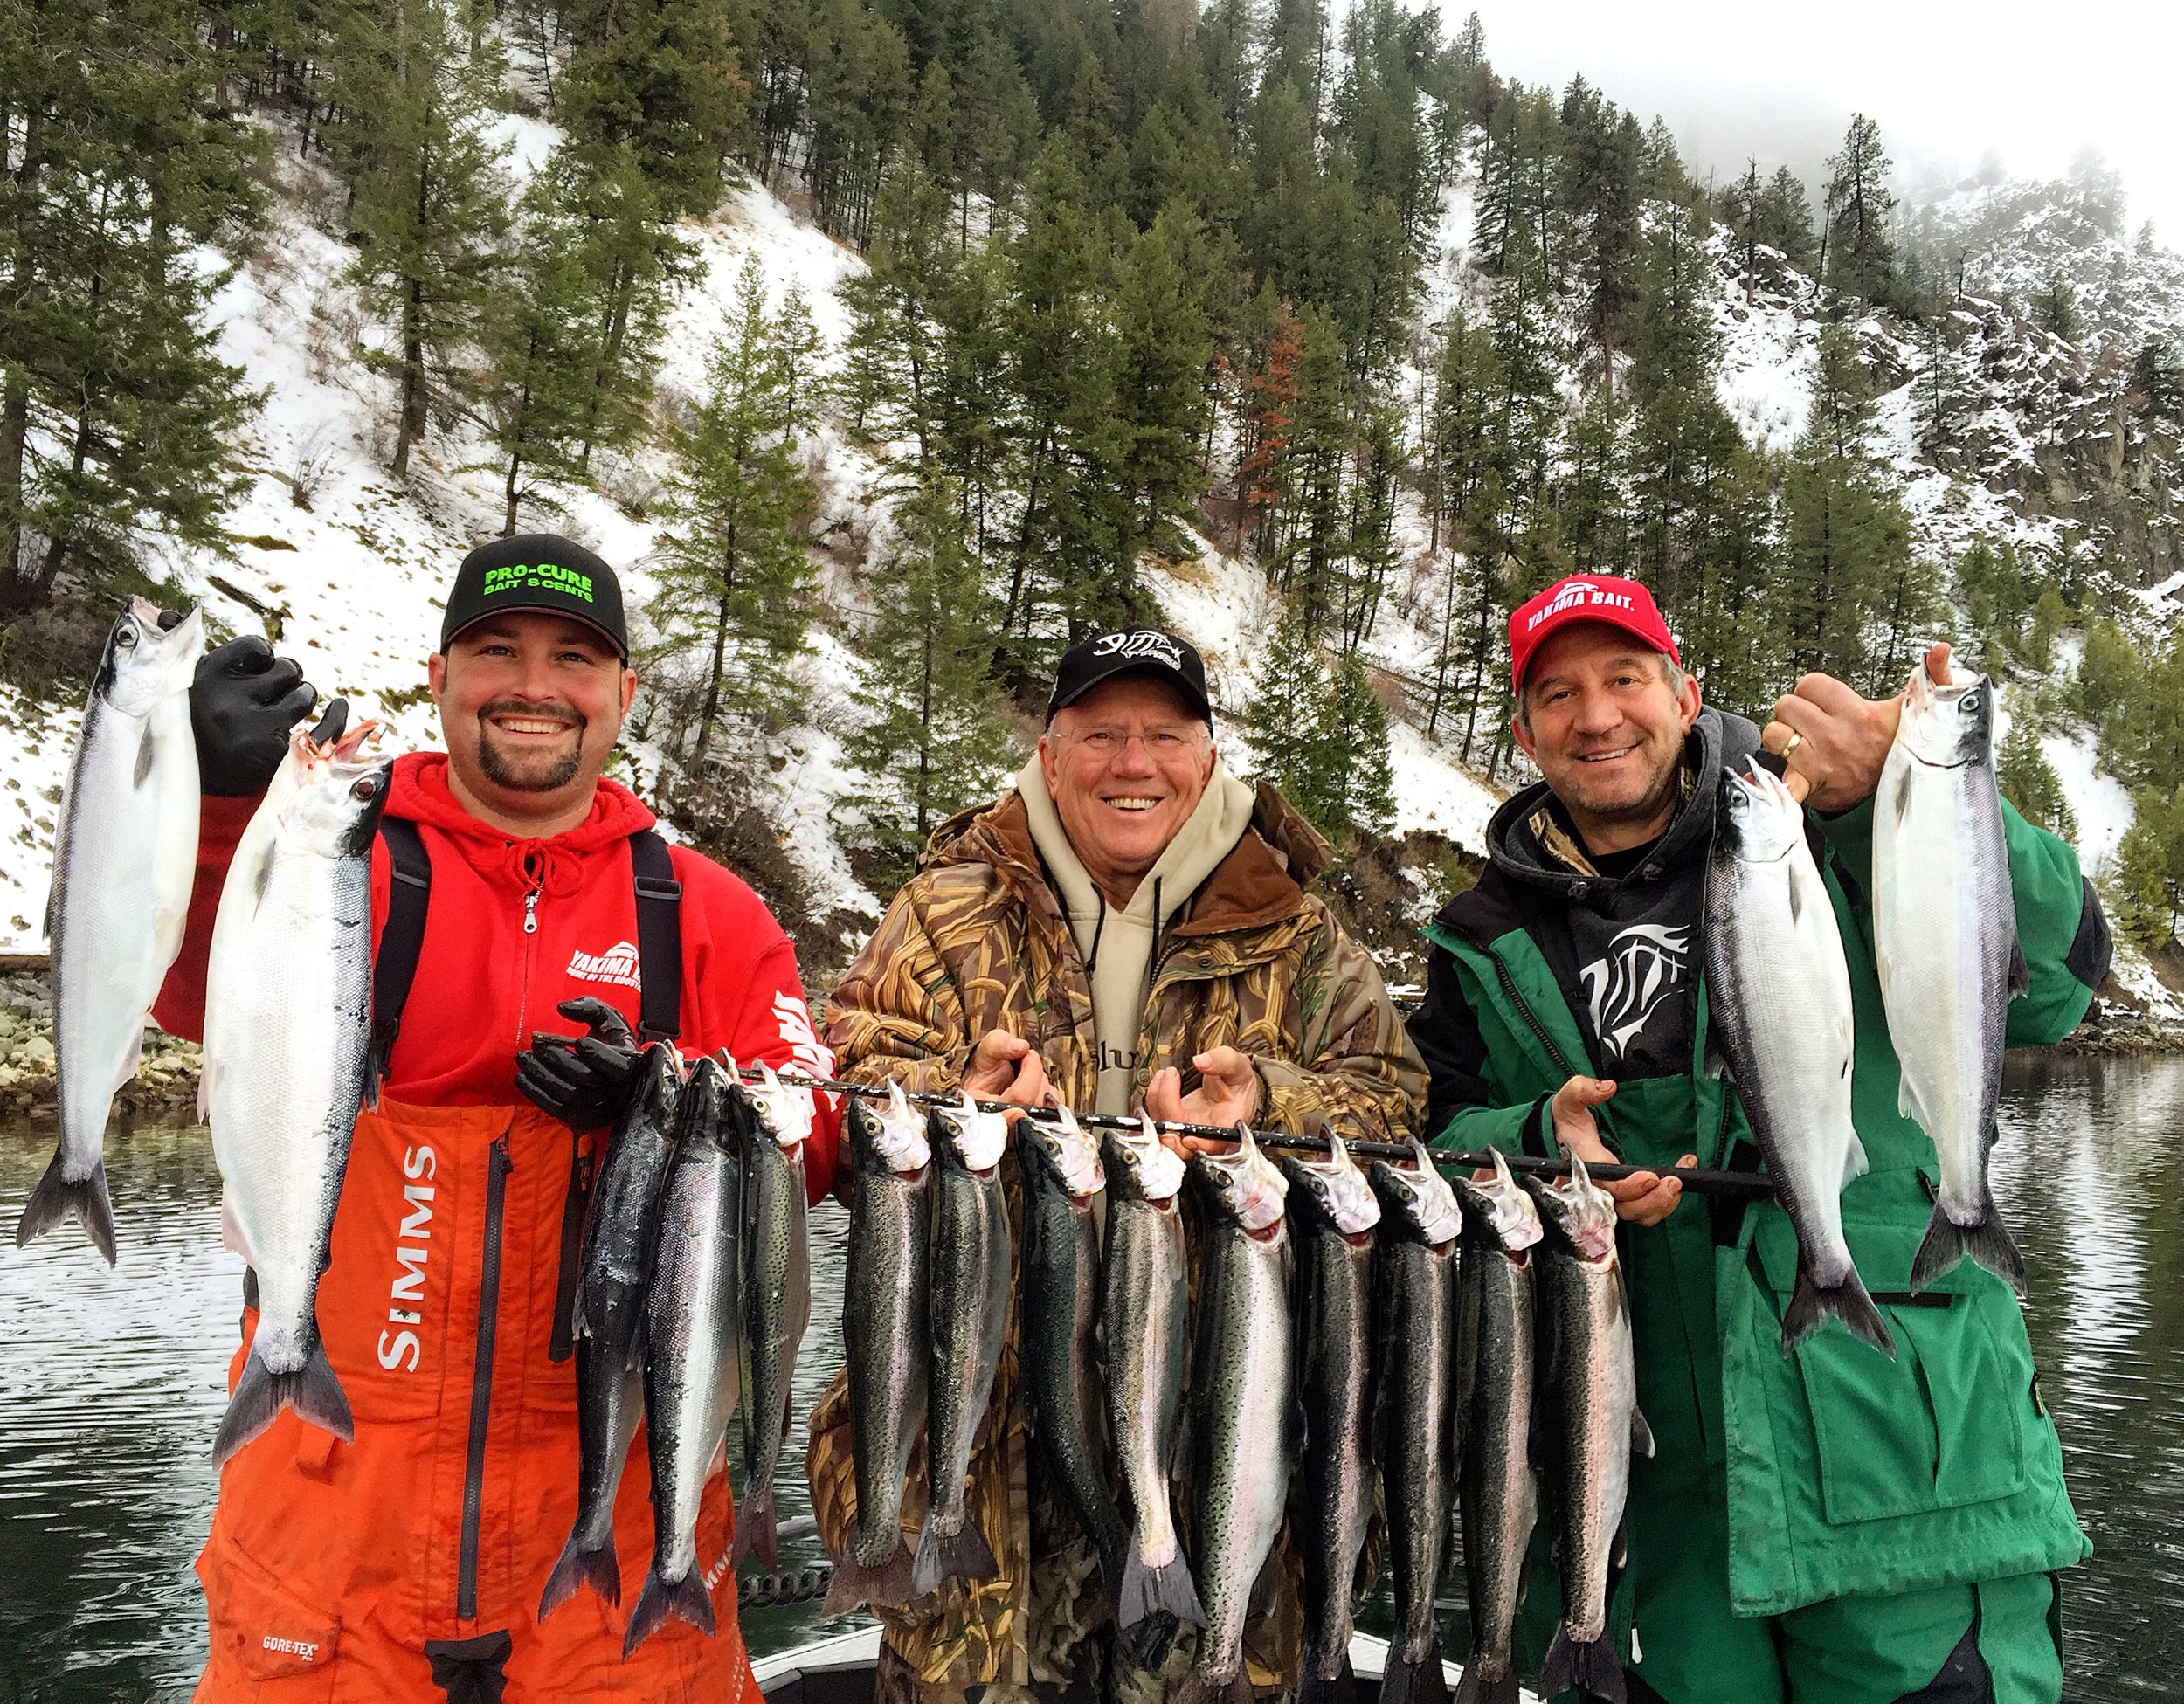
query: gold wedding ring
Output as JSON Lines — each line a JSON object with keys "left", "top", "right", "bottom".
{"left": 1780, "top": 729, "right": 1804, "bottom": 760}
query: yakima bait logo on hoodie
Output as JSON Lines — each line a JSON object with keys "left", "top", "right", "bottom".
{"left": 567, "top": 939, "right": 642, "bottom": 990}
{"left": 1579, "top": 923, "right": 1690, "bottom": 1060}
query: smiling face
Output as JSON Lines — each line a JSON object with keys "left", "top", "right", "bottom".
{"left": 1512, "top": 621, "right": 1700, "bottom": 855}
{"left": 1038, "top": 673, "right": 1216, "bottom": 906}
{"left": 428, "top": 612, "right": 635, "bottom": 836}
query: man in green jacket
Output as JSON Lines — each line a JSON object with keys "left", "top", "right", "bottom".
{"left": 1410, "top": 574, "right": 2110, "bottom": 1704}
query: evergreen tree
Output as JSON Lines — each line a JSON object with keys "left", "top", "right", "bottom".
{"left": 1953, "top": 537, "right": 2039, "bottom": 673}
{"left": 649, "top": 259, "right": 819, "bottom": 769}
{"left": 1248, "top": 600, "right": 1326, "bottom": 811}
{"left": 1319, "top": 646, "right": 1394, "bottom": 835}
{"left": 0, "top": 0, "right": 262, "bottom": 607}
{"left": 1557, "top": 79, "right": 1640, "bottom": 372}
{"left": 840, "top": 486, "right": 1018, "bottom": 887}
{"left": 2073, "top": 618, "right": 2139, "bottom": 739}
{"left": 2112, "top": 625, "right": 2184, "bottom": 794}
{"left": 2110, "top": 787, "right": 2184, "bottom": 950}
{"left": 329, "top": 0, "right": 512, "bottom": 475}
{"left": 1758, "top": 166, "right": 1817, "bottom": 274}
{"left": 836, "top": 164, "right": 955, "bottom": 461}
{"left": 2029, "top": 272, "right": 2083, "bottom": 343}
{"left": 1113, "top": 204, "right": 1215, "bottom": 548}
{"left": 1268, "top": 304, "right": 1352, "bottom": 633}
{"left": 1779, "top": 322, "right": 1913, "bottom": 686}
{"left": 1996, "top": 712, "right": 2077, "bottom": 843}
{"left": 1821, "top": 114, "right": 1899, "bottom": 311}
{"left": 557, "top": 0, "right": 747, "bottom": 217}
{"left": 2133, "top": 334, "right": 2184, "bottom": 426}
{"left": 1914, "top": 310, "right": 1981, "bottom": 473}
{"left": 1559, "top": 376, "right": 1631, "bottom": 574}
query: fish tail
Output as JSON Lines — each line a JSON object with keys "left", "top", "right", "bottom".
{"left": 16, "top": 1153, "right": 117, "bottom": 1266}
{"left": 538, "top": 1530, "right": 622, "bottom": 1618}
{"left": 823, "top": 1538, "right": 916, "bottom": 1613}
{"left": 1375, "top": 1639, "right": 1448, "bottom": 1704}
{"left": 213, "top": 1335, "right": 355, "bottom": 1466}
{"left": 1536, "top": 1628, "right": 1624, "bottom": 1704}
{"left": 622, "top": 1567, "right": 715, "bottom": 1658}
{"left": 910, "top": 1511, "right": 997, "bottom": 1597}
{"left": 1781, "top": 1265, "right": 1895, "bottom": 1359}
{"left": 730, "top": 1480, "right": 778, "bottom": 1571}
{"left": 1910, "top": 1197, "right": 2027, "bottom": 1297}
{"left": 1450, "top": 1666, "right": 1520, "bottom": 1704}
{"left": 1295, "top": 1654, "right": 1357, "bottom": 1704}
{"left": 1114, "top": 1530, "right": 1206, "bottom": 1629}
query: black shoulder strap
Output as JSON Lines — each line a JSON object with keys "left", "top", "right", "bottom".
{"left": 374, "top": 816, "right": 432, "bottom": 1073}
{"left": 629, "top": 829, "right": 683, "bottom": 1043}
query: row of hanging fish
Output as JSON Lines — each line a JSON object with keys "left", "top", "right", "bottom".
{"left": 1705, "top": 664, "right": 2028, "bottom": 1362}
{"left": 825, "top": 1075, "right": 1655, "bottom": 1704}
{"left": 536, "top": 1045, "right": 817, "bottom": 1657}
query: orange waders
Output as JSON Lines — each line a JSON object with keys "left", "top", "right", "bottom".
{"left": 191, "top": 1099, "right": 752, "bottom": 1703}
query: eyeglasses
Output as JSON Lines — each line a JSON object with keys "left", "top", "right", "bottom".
{"left": 1059, "top": 728, "right": 1208, "bottom": 759}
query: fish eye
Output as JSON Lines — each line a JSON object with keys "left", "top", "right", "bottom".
{"left": 114, "top": 626, "right": 138, "bottom": 649}
{"left": 350, "top": 776, "right": 379, "bottom": 801}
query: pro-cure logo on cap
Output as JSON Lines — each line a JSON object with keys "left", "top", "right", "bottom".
{"left": 1524, "top": 578, "right": 1633, "bottom": 635}
{"left": 1091, "top": 630, "right": 1185, "bottom": 669}
{"left": 481, "top": 561, "right": 596, "bottom": 604}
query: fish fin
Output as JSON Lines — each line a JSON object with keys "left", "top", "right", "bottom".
{"left": 1896, "top": 1073, "right": 1931, "bottom": 1134}
{"left": 910, "top": 1513, "right": 998, "bottom": 1597}
{"left": 213, "top": 1335, "right": 354, "bottom": 1466}
{"left": 1248, "top": 1544, "right": 1283, "bottom": 1618}
{"left": 1114, "top": 1530, "right": 1206, "bottom": 1629}
{"left": 1296, "top": 1655, "right": 1357, "bottom": 1704}
{"left": 622, "top": 1567, "right": 714, "bottom": 1658}
{"left": 1781, "top": 1266, "right": 1895, "bottom": 1359}
{"left": 219, "top": 1195, "right": 254, "bottom": 1265}
{"left": 1842, "top": 1133, "right": 1870, "bottom": 1189}
{"left": 15, "top": 1152, "right": 117, "bottom": 1266}
{"left": 1537, "top": 1628, "right": 1625, "bottom": 1704}
{"left": 823, "top": 1538, "right": 916, "bottom": 1613}
{"left": 1175, "top": 1673, "right": 1254, "bottom": 1704}
{"left": 1911, "top": 1198, "right": 2027, "bottom": 1297}
{"left": 1701, "top": 1027, "right": 1730, "bottom": 1082}
{"left": 539, "top": 1529, "right": 622, "bottom": 1618}
{"left": 1887, "top": 763, "right": 1914, "bottom": 829}
{"left": 135, "top": 721, "right": 156, "bottom": 788}
{"left": 118, "top": 1022, "right": 145, "bottom": 1085}
{"left": 730, "top": 1479, "right": 778, "bottom": 1571}
{"left": 2008, "top": 939, "right": 2029, "bottom": 998}
{"left": 1374, "top": 1639, "right": 1448, "bottom": 1704}
{"left": 1630, "top": 1406, "right": 1655, "bottom": 1459}
{"left": 1450, "top": 1667, "right": 1520, "bottom": 1704}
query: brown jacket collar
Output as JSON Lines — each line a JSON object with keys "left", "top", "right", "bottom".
{"left": 920, "top": 779, "right": 1332, "bottom": 938}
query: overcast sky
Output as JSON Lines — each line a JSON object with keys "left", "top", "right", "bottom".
{"left": 1452, "top": 1, "right": 2184, "bottom": 241}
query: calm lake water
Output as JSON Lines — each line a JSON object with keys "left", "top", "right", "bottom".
{"left": 0, "top": 1055, "right": 2176, "bottom": 1700}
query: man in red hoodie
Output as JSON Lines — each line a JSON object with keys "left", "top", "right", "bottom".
{"left": 155, "top": 534, "right": 838, "bottom": 1703}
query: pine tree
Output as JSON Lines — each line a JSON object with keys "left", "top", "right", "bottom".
{"left": 2110, "top": 788, "right": 2184, "bottom": 949}
{"left": 2113, "top": 626, "right": 2184, "bottom": 795}
{"left": 840, "top": 486, "right": 1018, "bottom": 888}
{"left": 558, "top": 0, "right": 748, "bottom": 217}
{"left": 0, "top": 0, "right": 262, "bottom": 607}
{"left": 1758, "top": 166, "right": 1816, "bottom": 274}
{"left": 2133, "top": 334, "right": 2184, "bottom": 426}
{"left": 1996, "top": 712, "right": 2077, "bottom": 842}
{"left": 1914, "top": 310, "right": 1981, "bottom": 473}
{"left": 2029, "top": 272, "right": 2083, "bottom": 343}
{"left": 1559, "top": 377, "right": 1631, "bottom": 574}
{"left": 328, "top": 0, "right": 512, "bottom": 476}
{"left": 1821, "top": 114, "right": 1899, "bottom": 312}
{"left": 836, "top": 164, "right": 955, "bottom": 462}
{"left": 1248, "top": 600, "right": 1326, "bottom": 811}
{"left": 1268, "top": 304, "right": 1352, "bottom": 633}
{"left": 1113, "top": 203, "right": 1215, "bottom": 548}
{"left": 648, "top": 259, "right": 819, "bottom": 769}
{"left": 2073, "top": 618, "right": 2139, "bottom": 740}
{"left": 1557, "top": 79, "right": 1640, "bottom": 373}
{"left": 1320, "top": 646, "right": 1394, "bottom": 835}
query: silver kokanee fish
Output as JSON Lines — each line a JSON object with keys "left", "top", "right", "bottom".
{"left": 1181, "top": 1128, "right": 1297, "bottom": 1704}
{"left": 202, "top": 711, "right": 386, "bottom": 1466}
{"left": 1704, "top": 761, "right": 1893, "bottom": 1357}
{"left": 1017, "top": 1100, "right": 1125, "bottom": 1585}
{"left": 23, "top": 599, "right": 203, "bottom": 1264}
{"left": 1450, "top": 1151, "right": 1543, "bottom": 1704}
{"left": 1874, "top": 668, "right": 2029, "bottom": 1295}
{"left": 733, "top": 1059, "right": 815, "bottom": 1571}
{"left": 539, "top": 1042, "right": 685, "bottom": 1619}
{"left": 1367, "top": 1139, "right": 1462, "bottom": 1704}
{"left": 626, "top": 1057, "right": 747, "bottom": 1656}
{"left": 1282, "top": 1132, "right": 1381, "bottom": 1704}
{"left": 1100, "top": 1113, "right": 1202, "bottom": 1633}
{"left": 1524, "top": 1156, "right": 1653, "bottom": 1704}
{"left": 913, "top": 1088, "right": 1013, "bottom": 1597}
{"left": 825, "top": 1081, "right": 931, "bottom": 1614}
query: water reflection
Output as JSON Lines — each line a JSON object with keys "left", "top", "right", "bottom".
{"left": 2, "top": 1059, "right": 2180, "bottom": 1699}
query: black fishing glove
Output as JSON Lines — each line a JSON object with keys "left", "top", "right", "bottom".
{"left": 516, "top": 997, "right": 644, "bottom": 1132}
{"left": 173, "top": 624, "right": 317, "bottom": 796}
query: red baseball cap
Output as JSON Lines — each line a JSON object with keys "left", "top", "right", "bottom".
{"left": 1509, "top": 575, "right": 1679, "bottom": 693}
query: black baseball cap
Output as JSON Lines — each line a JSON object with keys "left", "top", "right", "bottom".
{"left": 1047, "top": 626, "right": 1213, "bottom": 725}
{"left": 439, "top": 534, "right": 627, "bottom": 656}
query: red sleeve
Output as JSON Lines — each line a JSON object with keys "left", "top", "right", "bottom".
{"left": 152, "top": 793, "right": 264, "bottom": 1043}
{"left": 670, "top": 848, "right": 842, "bottom": 1206}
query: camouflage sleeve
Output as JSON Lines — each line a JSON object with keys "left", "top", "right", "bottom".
{"left": 1254, "top": 904, "right": 1427, "bottom": 1145}
{"left": 822, "top": 877, "right": 973, "bottom": 1100}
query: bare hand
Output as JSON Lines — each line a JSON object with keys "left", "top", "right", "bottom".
{"left": 1144, "top": 1046, "right": 1262, "bottom": 1157}
{"left": 1549, "top": 1074, "right": 1692, "bottom": 1226}
{"left": 1762, "top": 642, "right": 1952, "bottom": 811}
{"left": 961, "top": 1031, "right": 1050, "bottom": 1122}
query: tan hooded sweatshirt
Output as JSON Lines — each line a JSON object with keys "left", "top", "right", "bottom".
{"left": 1016, "top": 754, "right": 1257, "bottom": 1114}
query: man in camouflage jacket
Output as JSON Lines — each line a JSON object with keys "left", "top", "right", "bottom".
{"left": 812, "top": 625, "right": 1424, "bottom": 1704}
